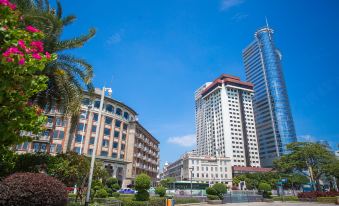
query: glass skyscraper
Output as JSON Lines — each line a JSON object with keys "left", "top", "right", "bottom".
{"left": 242, "top": 25, "right": 297, "bottom": 167}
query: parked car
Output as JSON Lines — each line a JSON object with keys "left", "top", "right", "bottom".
{"left": 118, "top": 188, "right": 136, "bottom": 194}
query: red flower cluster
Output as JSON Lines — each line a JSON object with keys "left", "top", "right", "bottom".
{"left": 0, "top": 0, "right": 16, "bottom": 10}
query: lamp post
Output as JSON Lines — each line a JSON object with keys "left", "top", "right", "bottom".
{"left": 85, "top": 87, "right": 112, "bottom": 206}
{"left": 79, "top": 105, "right": 92, "bottom": 155}
{"left": 189, "top": 167, "right": 193, "bottom": 197}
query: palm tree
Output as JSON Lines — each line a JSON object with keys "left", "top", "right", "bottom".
{"left": 13, "top": 0, "right": 95, "bottom": 131}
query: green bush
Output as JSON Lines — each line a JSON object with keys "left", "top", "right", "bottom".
{"left": 272, "top": 196, "right": 299, "bottom": 201}
{"left": 134, "top": 174, "right": 151, "bottom": 201}
{"left": 207, "top": 195, "right": 220, "bottom": 200}
{"left": 212, "top": 183, "right": 227, "bottom": 200}
{"left": 206, "top": 187, "right": 218, "bottom": 196}
{"left": 258, "top": 182, "right": 271, "bottom": 192}
{"left": 155, "top": 186, "right": 166, "bottom": 197}
{"left": 112, "top": 192, "right": 120, "bottom": 198}
{"left": 317, "top": 196, "right": 337, "bottom": 203}
{"left": 135, "top": 189, "right": 150, "bottom": 201}
{"left": 95, "top": 188, "right": 109, "bottom": 198}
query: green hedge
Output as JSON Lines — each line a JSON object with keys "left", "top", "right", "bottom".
{"left": 207, "top": 195, "right": 219, "bottom": 200}
{"left": 272, "top": 196, "right": 299, "bottom": 201}
{"left": 316, "top": 197, "right": 337, "bottom": 203}
{"left": 174, "top": 197, "right": 200, "bottom": 204}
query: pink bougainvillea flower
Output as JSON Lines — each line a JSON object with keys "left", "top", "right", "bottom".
{"left": 2, "top": 47, "right": 22, "bottom": 57}
{"left": 18, "top": 58, "right": 25, "bottom": 65}
{"left": 45, "top": 52, "right": 51, "bottom": 59}
{"left": 30, "top": 41, "right": 44, "bottom": 53}
{"left": 32, "top": 53, "right": 42, "bottom": 60}
{"left": 18, "top": 40, "right": 26, "bottom": 50}
{"left": 0, "top": 0, "right": 16, "bottom": 10}
{"left": 26, "top": 25, "right": 40, "bottom": 33}
{"left": 6, "top": 57, "right": 13, "bottom": 62}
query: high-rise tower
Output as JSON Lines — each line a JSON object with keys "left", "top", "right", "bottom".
{"left": 242, "top": 25, "right": 297, "bottom": 167}
{"left": 195, "top": 74, "right": 260, "bottom": 167}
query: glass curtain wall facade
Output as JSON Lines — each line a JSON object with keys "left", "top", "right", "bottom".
{"left": 242, "top": 26, "right": 297, "bottom": 167}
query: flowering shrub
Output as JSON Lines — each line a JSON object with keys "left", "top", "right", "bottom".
{"left": 298, "top": 191, "right": 339, "bottom": 200}
{"left": 0, "top": 173, "right": 68, "bottom": 206}
{"left": 0, "top": 0, "right": 56, "bottom": 146}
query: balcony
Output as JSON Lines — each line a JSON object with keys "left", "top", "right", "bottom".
{"left": 35, "top": 135, "right": 50, "bottom": 142}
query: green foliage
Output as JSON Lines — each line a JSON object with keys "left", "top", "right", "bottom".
{"left": 272, "top": 196, "right": 299, "bottom": 201}
{"left": 212, "top": 183, "right": 227, "bottom": 200}
{"left": 207, "top": 195, "right": 220, "bottom": 200}
{"left": 13, "top": 0, "right": 95, "bottom": 131}
{"left": 0, "top": 146, "right": 17, "bottom": 178}
{"left": 111, "top": 192, "right": 120, "bottom": 198}
{"left": 95, "top": 188, "right": 109, "bottom": 198}
{"left": 135, "top": 189, "right": 150, "bottom": 201}
{"left": 0, "top": 2, "right": 55, "bottom": 147}
{"left": 174, "top": 197, "right": 200, "bottom": 204}
{"left": 206, "top": 187, "right": 218, "bottom": 196}
{"left": 135, "top": 173, "right": 151, "bottom": 190}
{"left": 159, "top": 177, "right": 175, "bottom": 187}
{"left": 134, "top": 173, "right": 151, "bottom": 201}
{"left": 155, "top": 186, "right": 166, "bottom": 197}
{"left": 274, "top": 142, "right": 339, "bottom": 191}
{"left": 258, "top": 182, "right": 271, "bottom": 192}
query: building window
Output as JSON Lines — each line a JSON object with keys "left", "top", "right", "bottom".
{"left": 88, "top": 149, "right": 93, "bottom": 155}
{"left": 113, "top": 142, "right": 118, "bottom": 149}
{"left": 94, "top": 100, "right": 100, "bottom": 109}
{"left": 82, "top": 98, "right": 90, "bottom": 106}
{"left": 92, "top": 125, "right": 96, "bottom": 133}
{"left": 75, "top": 134, "right": 83, "bottom": 143}
{"left": 80, "top": 111, "right": 87, "bottom": 119}
{"left": 40, "top": 144, "right": 47, "bottom": 152}
{"left": 102, "top": 139, "right": 109, "bottom": 147}
{"left": 123, "top": 112, "right": 129, "bottom": 120}
{"left": 74, "top": 147, "right": 80, "bottom": 154}
{"left": 104, "top": 128, "right": 110, "bottom": 136}
{"left": 123, "top": 124, "right": 127, "bottom": 130}
{"left": 56, "top": 144, "right": 62, "bottom": 153}
{"left": 105, "top": 117, "right": 112, "bottom": 125}
{"left": 114, "top": 131, "right": 120, "bottom": 138}
{"left": 53, "top": 130, "right": 64, "bottom": 139}
{"left": 77, "top": 123, "right": 86, "bottom": 131}
{"left": 120, "top": 154, "right": 124, "bottom": 159}
{"left": 115, "top": 120, "right": 121, "bottom": 128}
{"left": 50, "top": 144, "right": 56, "bottom": 153}
{"left": 106, "top": 104, "right": 114, "bottom": 113}
{"left": 56, "top": 118, "right": 63, "bottom": 126}
{"left": 100, "top": 151, "right": 108, "bottom": 157}
{"left": 121, "top": 144, "right": 125, "bottom": 151}
{"left": 122, "top": 133, "right": 126, "bottom": 141}
{"left": 112, "top": 153, "right": 117, "bottom": 158}
{"left": 89, "top": 137, "right": 95, "bottom": 145}
{"left": 116, "top": 108, "right": 122, "bottom": 116}
{"left": 93, "top": 113, "right": 98, "bottom": 122}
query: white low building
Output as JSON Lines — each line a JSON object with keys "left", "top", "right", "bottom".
{"left": 163, "top": 151, "right": 233, "bottom": 187}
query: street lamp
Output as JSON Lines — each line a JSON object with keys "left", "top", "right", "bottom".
{"left": 189, "top": 167, "right": 193, "bottom": 197}
{"left": 85, "top": 87, "right": 112, "bottom": 206}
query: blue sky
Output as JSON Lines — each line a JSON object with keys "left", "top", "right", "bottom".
{"left": 59, "top": 0, "right": 339, "bottom": 167}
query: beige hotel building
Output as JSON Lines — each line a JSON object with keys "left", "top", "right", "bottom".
{"left": 16, "top": 88, "right": 160, "bottom": 187}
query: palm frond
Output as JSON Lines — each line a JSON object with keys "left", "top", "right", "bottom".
{"left": 62, "top": 15, "right": 76, "bottom": 26}
{"left": 56, "top": 28, "right": 96, "bottom": 51}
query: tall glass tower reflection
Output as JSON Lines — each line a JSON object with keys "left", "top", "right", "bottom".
{"left": 242, "top": 25, "right": 297, "bottom": 167}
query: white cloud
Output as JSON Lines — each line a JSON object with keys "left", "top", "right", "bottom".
{"left": 220, "top": 0, "right": 244, "bottom": 11}
{"left": 167, "top": 134, "right": 196, "bottom": 147}
{"left": 107, "top": 29, "right": 124, "bottom": 45}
